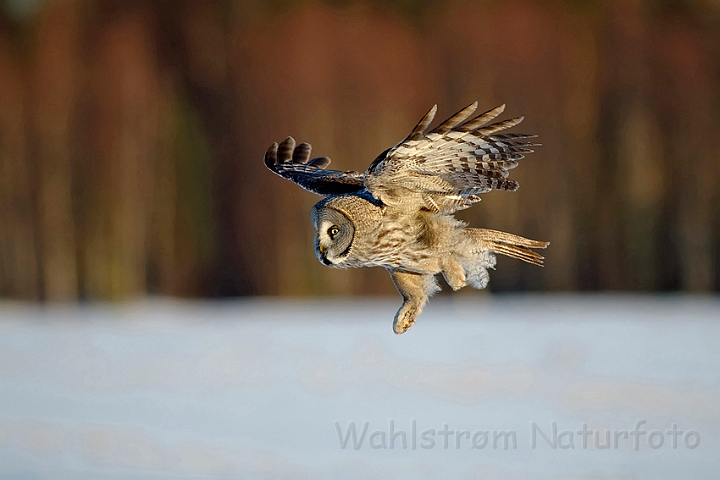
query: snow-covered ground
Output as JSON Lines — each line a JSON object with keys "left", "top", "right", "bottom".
{"left": 0, "top": 295, "right": 718, "bottom": 479}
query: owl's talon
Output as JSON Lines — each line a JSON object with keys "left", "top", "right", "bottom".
{"left": 393, "top": 315, "right": 415, "bottom": 334}
{"left": 393, "top": 305, "right": 418, "bottom": 334}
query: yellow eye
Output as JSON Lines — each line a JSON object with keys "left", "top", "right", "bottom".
{"left": 328, "top": 226, "right": 340, "bottom": 238}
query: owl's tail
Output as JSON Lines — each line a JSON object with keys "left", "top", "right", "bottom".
{"left": 466, "top": 228, "right": 549, "bottom": 266}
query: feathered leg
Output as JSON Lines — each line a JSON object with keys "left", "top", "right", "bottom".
{"left": 388, "top": 269, "right": 440, "bottom": 334}
{"left": 467, "top": 228, "right": 549, "bottom": 266}
{"left": 441, "top": 258, "right": 466, "bottom": 290}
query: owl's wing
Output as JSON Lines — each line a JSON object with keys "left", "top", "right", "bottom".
{"left": 364, "top": 102, "right": 538, "bottom": 213}
{"left": 264, "top": 137, "right": 365, "bottom": 196}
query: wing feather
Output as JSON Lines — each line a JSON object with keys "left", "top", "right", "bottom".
{"left": 458, "top": 104, "right": 506, "bottom": 131}
{"left": 405, "top": 104, "right": 437, "bottom": 141}
{"left": 264, "top": 137, "right": 365, "bottom": 196}
{"left": 475, "top": 116, "right": 525, "bottom": 136}
{"left": 364, "top": 102, "right": 538, "bottom": 213}
{"left": 263, "top": 103, "right": 537, "bottom": 208}
{"left": 291, "top": 141, "right": 311, "bottom": 164}
{"left": 430, "top": 101, "right": 477, "bottom": 134}
{"left": 306, "top": 156, "right": 331, "bottom": 168}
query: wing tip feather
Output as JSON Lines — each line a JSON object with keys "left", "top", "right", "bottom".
{"left": 264, "top": 142, "right": 279, "bottom": 168}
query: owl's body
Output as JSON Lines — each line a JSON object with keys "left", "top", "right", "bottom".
{"left": 314, "top": 193, "right": 487, "bottom": 278}
{"left": 265, "top": 102, "right": 549, "bottom": 334}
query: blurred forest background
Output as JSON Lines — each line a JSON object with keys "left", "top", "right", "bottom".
{"left": 0, "top": 0, "right": 719, "bottom": 301}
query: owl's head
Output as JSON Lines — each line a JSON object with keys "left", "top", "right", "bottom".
{"left": 312, "top": 205, "right": 355, "bottom": 267}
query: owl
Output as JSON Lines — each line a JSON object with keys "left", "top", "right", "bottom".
{"left": 264, "top": 102, "right": 549, "bottom": 334}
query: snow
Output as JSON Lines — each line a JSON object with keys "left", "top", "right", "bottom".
{"left": 0, "top": 295, "right": 718, "bottom": 479}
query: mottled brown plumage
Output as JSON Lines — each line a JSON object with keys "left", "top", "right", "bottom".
{"left": 265, "top": 102, "right": 549, "bottom": 334}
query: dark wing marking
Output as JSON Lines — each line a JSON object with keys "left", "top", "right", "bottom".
{"left": 364, "top": 102, "right": 539, "bottom": 213}
{"left": 264, "top": 137, "right": 365, "bottom": 196}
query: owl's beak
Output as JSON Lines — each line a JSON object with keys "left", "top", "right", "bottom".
{"left": 317, "top": 245, "right": 330, "bottom": 265}
{"left": 317, "top": 244, "right": 332, "bottom": 266}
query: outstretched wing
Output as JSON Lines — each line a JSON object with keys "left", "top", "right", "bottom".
{"left": 364, "top": 102, "right": 539, "bottom": 213}
{"left": 264, "top": 136, "right": 365, "bottom": 196}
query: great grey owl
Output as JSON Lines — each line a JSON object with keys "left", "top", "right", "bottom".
{"left": 264, "top": 102, "right": 549, "bottom": 334}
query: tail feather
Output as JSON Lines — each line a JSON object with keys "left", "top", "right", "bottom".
{"left": 467, "top": 228, "right": 549, "bottom": 266}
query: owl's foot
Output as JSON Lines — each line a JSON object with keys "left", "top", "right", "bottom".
{"left": 393, "top": 306, "right": 419, "bottom": 334}
{"left": 388, "top": 270, "right": 440, "bottom": 334}
{"left": 441, "top": 258, "right": 466, "bottom": 291}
